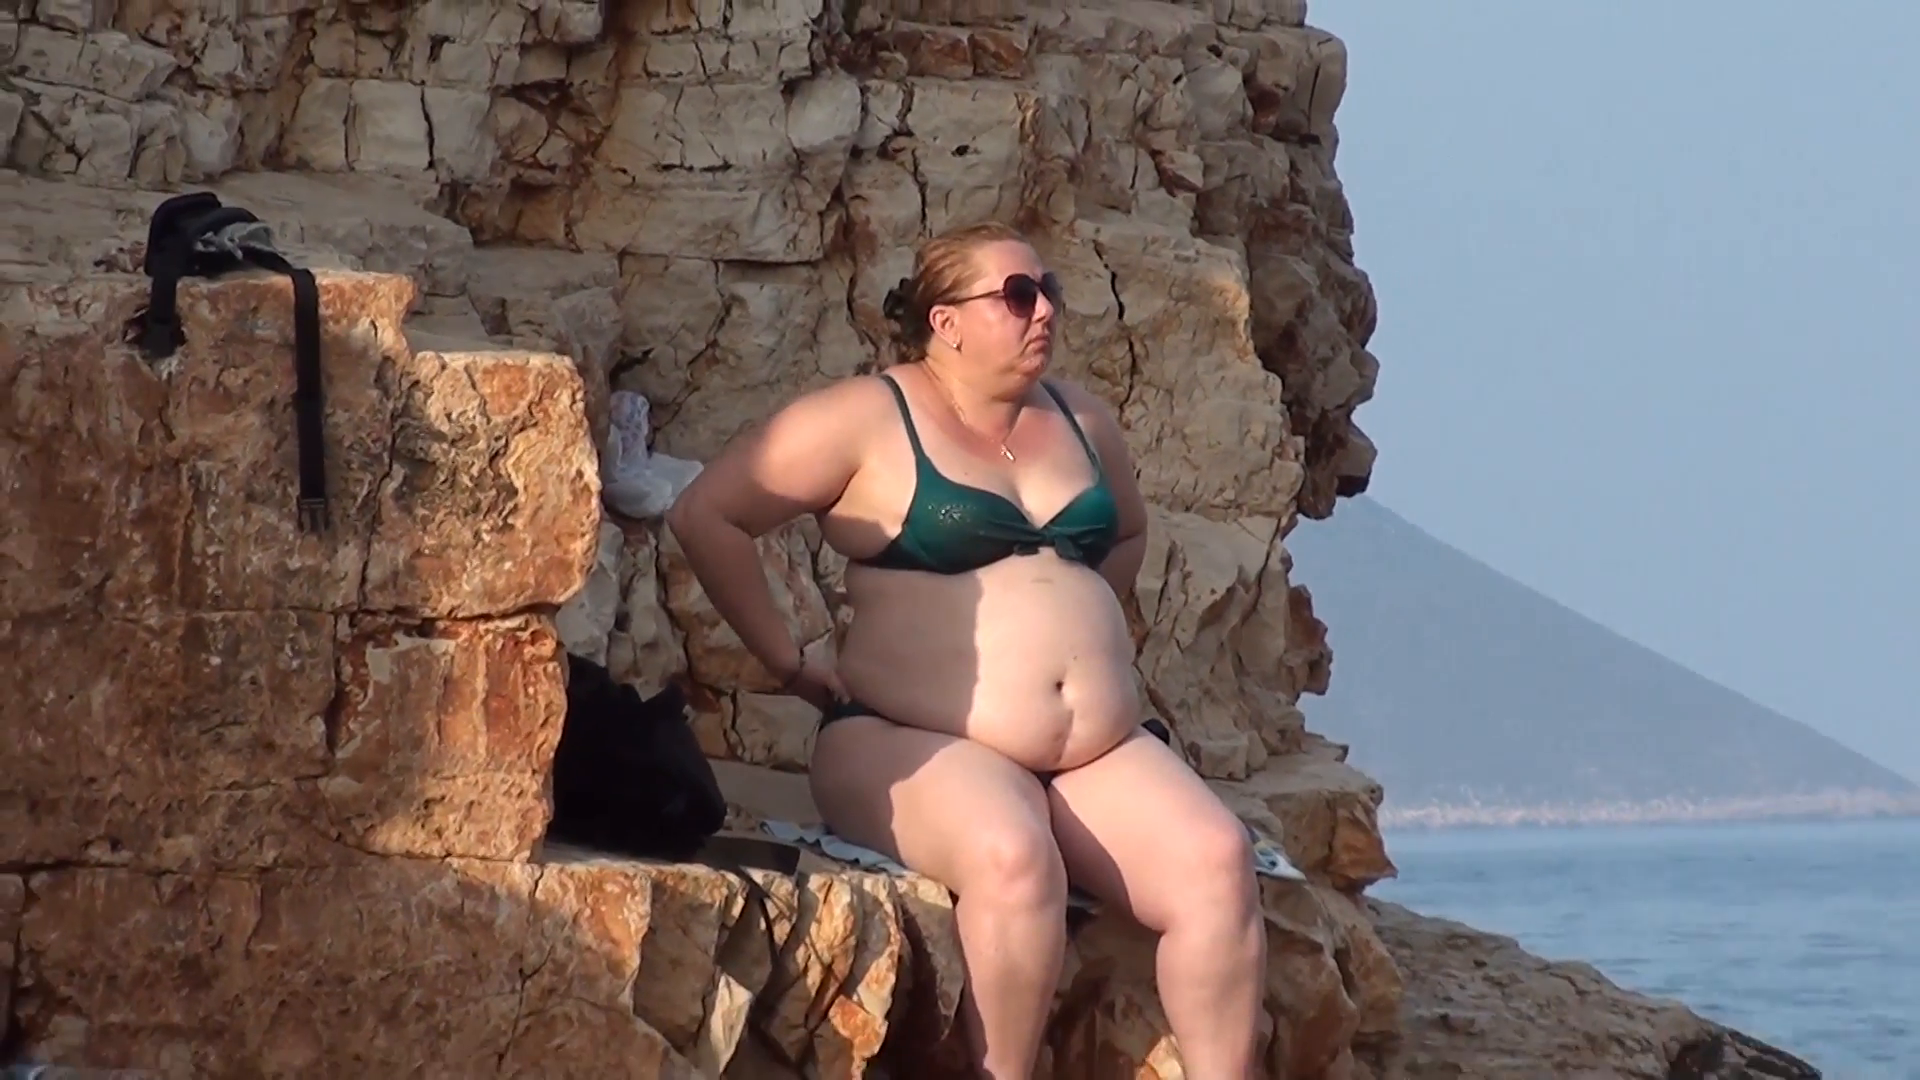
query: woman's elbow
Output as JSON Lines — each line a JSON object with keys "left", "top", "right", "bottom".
{"left": 666, "top": 476, "right": 753, "bottom": 551}
{"left": 663, "top": 485, "right": 709, "bottom": 545}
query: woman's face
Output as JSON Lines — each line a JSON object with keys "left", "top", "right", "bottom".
{"left": 930, "top": 240, "right": 1063, "bottom": 381}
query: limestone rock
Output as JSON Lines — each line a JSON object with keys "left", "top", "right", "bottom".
{"left": 618, "top": 259, "right": 870, "bottom": 464}
{"left": 1042, "top": 219, "right": 1309, "bottom": 521}
{"left": 0, "top": 271, "right": 598, "bottom": 870}
{"left": 1220, "top": 748, "right": 1398, "bottom": 891}
{"left": 1, "top": 271, "right": 596, "bottom": 619}
{"left": 1132, "top": 507, "right": 1296, "bottom": 781}
{"left": 461, "top": 245, "right": 623, "bottom": 445}
{"left": 604, "top": 522, "right": 687, "bottom": 697}
{"left": 5, "top": 854, "right": 963, "bottom": 1080}
{"left": 1359, "top": 900, "right": 1821, "bottom": 1080}
{"left": 555, "top": 516, "right": 627, "bottom": 665}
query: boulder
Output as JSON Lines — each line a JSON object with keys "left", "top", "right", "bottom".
{"left": 1357, "top": 901, "right": 1822, "bottom": 1080}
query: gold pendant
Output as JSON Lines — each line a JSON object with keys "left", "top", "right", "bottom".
{"left": 1000, "top": 445, "right": 1017, "bottom": 462}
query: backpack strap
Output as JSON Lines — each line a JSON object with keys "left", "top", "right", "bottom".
{"left": 238, "top": 244, "right": 328, "bottom": 532}
{"left": 136, "top": 192, "right": 330, "bottom": 533}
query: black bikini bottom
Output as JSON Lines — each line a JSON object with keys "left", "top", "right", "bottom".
{"left": 817, "top": 699, "right": 1173, "bottom": 787}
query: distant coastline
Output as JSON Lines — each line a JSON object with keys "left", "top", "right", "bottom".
{"left": 1378, "top": 788, "right": 1920, "bottom": 829}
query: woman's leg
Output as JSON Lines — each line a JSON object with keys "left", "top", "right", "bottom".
{"left": 1045, "top": 729, "right": 1266, "bottom": 1080}
{"left": 809, "top": 714, "right": 1068, "bottom": 1079}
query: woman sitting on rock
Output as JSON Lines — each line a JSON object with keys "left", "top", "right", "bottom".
{"left": 667, "top": 221, "right": 1265, "bottom": 1079}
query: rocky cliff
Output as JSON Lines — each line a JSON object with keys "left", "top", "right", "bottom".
{"left": 0, "top": 0, "right": 1821, "bottom": 1077}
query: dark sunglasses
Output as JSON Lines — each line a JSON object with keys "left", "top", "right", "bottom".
{"left": 946, "top": 272, "right": 1063, "bottom": 321}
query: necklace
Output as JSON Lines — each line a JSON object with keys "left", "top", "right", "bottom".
{"left": 927, "top": 370, "right": 1018, "bottom": 462}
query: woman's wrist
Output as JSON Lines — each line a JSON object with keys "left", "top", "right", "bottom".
{"left": 769, "top": 646, "right": 805, "bottom": 689}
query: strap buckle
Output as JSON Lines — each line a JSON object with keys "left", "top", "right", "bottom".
{"left": 297, "top": 496, "right": 329, "bottom": 534}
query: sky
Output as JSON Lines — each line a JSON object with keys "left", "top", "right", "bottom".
{"left": 1300, "top": 1, "right": 1919, "bottom": 781}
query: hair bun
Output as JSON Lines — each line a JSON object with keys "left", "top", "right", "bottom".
{"left": 880, "top": 278, "right": 912, "bottom": 324}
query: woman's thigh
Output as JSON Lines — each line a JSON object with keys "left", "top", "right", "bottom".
{"left": 809, "top": 714, "right": 1062, "bottom": 895}
{"left": 1044, "top": 729, "right": 1256, "bottom": 932}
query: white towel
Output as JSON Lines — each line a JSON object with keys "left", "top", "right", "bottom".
{"left": 761, "top": 820, "right": 910, "bottom": 875}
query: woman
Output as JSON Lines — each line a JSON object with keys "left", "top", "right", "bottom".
{"left": 666, "top": 222, "right": 1266, "bottom": 1079}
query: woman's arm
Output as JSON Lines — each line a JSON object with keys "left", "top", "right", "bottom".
{"left": 1058, "top": 382, "right": 1151, "bottom": 602}
{"left": 664, "top": 379, "right": 876, "bottom": 682}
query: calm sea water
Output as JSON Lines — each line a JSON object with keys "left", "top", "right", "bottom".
{"left": 1371, "top": 817, "right": 1920, "bottom": 1079}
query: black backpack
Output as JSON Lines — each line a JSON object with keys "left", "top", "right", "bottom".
{"left": 548, "top": 655, "right": 729, "bottom": 859}
{"left": 133, "top": 191, "right": 330, "bottom": 533}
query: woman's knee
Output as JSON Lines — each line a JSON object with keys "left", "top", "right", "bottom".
{"left": 959, "top": 823, "right": 1069, "bottom": 908}
{"left": 1181, "top": 809, "right": 1261, "bottom": 917}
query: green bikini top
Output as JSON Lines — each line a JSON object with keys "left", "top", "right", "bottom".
{"left": 855, "top": 374, "right": 1122, "bottom": 575}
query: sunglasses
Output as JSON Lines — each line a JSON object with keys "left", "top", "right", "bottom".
{"left": 946, "top": 272, "right": 1064, "bottom": 321}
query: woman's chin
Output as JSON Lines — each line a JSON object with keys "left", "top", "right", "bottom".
{"left": 1014, "top": 344, "right": 1052, "bottom": 375}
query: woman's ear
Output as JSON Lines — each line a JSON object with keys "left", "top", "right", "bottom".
{"left": 927, "top": 303, "right": 960, "bottom": 346}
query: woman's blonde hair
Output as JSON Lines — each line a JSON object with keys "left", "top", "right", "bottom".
{"left": 880, "top": 220, "right": 1028, "bottom": 365}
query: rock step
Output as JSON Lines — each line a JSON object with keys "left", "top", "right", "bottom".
{"left": 4, "top": 843, "right": 1398, "bottom": 1079}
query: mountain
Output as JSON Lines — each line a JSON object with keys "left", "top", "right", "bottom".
{"left": 1283, "top": 496, "right": 1919, "bottom": 827}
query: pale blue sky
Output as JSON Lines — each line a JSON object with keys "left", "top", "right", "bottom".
{"left": 1305, "top": 2, "right": 1918, "bottom": 780}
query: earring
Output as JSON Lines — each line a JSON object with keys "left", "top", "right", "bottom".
{"left": 941, "top": 337, "right": 960, "bottom": 351}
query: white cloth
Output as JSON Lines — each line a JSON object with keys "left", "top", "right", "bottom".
{"left": 761, "top": 820, "right": 909, "bottom": 875}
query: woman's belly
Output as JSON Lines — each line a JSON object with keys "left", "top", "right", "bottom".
{"left": 836, "top": 551, "right": 1143, "bottom": 772}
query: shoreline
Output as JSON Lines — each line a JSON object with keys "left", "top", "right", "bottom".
{"left": 1376, "top": 791, "right": 1920, "bottom": 830}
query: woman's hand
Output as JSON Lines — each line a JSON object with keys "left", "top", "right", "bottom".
{"left": 780, "top": 654, "right": 849, "bottom": 713}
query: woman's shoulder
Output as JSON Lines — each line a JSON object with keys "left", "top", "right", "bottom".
{"left": 767, "top": 371, "right": 901, "bottom": 434}
{"left": 794, "top": 371, "right": 900, "bottom": 410}
{"left": 1040, "top": 376, "right": 1122, "bottom": 427}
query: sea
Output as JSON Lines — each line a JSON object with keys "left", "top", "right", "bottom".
{"left": 1371, "top": 816, "right": 1920, "bottom": 1080}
